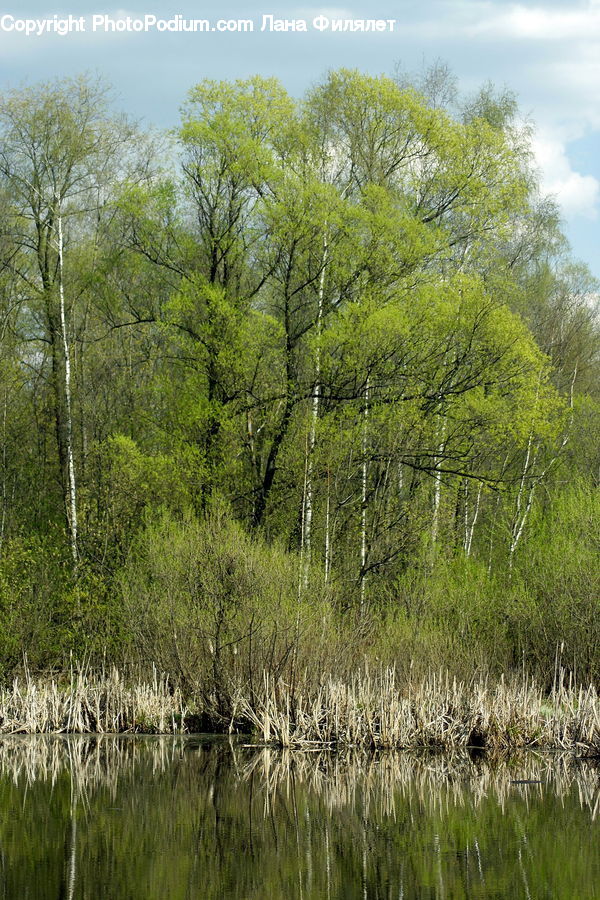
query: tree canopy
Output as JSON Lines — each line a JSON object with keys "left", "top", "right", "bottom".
{"left": 0, "top": 69, "right": 597, "bottom": 686}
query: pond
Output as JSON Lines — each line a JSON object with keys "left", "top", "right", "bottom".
{"left": 0, "top": 735, "right": 598, "bottom": 898}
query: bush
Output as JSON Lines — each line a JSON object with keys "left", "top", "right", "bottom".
{"left": 507, "top": 481, "right": 600, "bottom": 684}
{"left": 117, "top": 506, "right": 343, "bottom": 716}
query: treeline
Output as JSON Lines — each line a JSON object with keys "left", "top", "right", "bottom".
{"left": 0, "top": 69, "right": 598, "bottom": 697}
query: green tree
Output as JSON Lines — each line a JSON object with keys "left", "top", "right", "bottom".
{"left": 0, "top": 75, "right": 135, "bottom": 561}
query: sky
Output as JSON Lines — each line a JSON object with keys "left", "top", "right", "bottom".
{"left": 1, "top": 1, "right": 600, "bottom": 278}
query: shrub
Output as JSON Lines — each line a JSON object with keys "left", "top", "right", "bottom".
{"left": 117, "top": 505, "right": 343, "bottom": 716}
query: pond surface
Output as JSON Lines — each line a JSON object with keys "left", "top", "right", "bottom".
{"left": 0, "top": 735, "right": 598, "bottom": 899}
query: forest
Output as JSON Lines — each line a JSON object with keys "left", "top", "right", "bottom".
{"left": 0, "top": 67, "right": 598, "bottom": 719}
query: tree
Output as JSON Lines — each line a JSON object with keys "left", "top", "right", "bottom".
{"left": 0, "top": 75, "right": 134, "bottom": 561}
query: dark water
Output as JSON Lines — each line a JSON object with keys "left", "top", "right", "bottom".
{"left": 0, "top": 736, "right": 598, "bottom": 899}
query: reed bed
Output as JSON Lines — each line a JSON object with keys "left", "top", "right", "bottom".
{"left": 1, "top": 665, "right": 599, "bottom": 753}
{"left": 0, "top": 733, "right": 190, "bottom": 801}
{"left": 0, "top": 666, "right": 187, "bottom": 734}
{"left": 236, "top": 668, "right": 600, "bottom": 754}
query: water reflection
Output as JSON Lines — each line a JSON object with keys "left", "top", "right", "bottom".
{"left": 0, "top": 736, "right": 598, "bottom": 898}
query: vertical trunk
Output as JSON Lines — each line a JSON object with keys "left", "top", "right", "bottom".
{"left": 301, "top": 237, "right": 327, "bottom": 589}
{"left": 60, "top": 786, "right": 77, "bottom": 900}
{"left": 57, "top": 210, "right": 78, "bottom": 564}
{"left": 324, "top": 468, "right": 331, "bottom": 584}
{"left": 252, "top": 285, "right": 296, "bottom": 528}
{"left": 0, "top": 389, "right": 7, "bottom": 556}
{"left": 77, "top": 301, "right": 90, "bottom": 485}
{"left": 464, "top": 482, "right": 483, "bottom": 557}
{"left": 509, "top": 432, "right": 536, "bottom": 570}
{"left": 359, "top": 377, "right": 370, "bottom": 612}
{"left": 509, "top": 365, "right": 576, "bottom": 569}
{"left": 252, "top": 386, "right": 294, "bottom": 528}
{"left": 431, "top": 472, "right": 442, "bottom": 545}
{"left": 509, "top": 378, "right": 544, "bottom": 570}
{"left": 487, "top": 452, "right": 509, "bottom": 574}
{"left": 431, "top": 420, "right": 446, "bottom": 547}
{"left": 299, "top": 435, "right": 309, "bottom": 595}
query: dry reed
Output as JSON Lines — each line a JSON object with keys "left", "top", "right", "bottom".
{"left": 0, "top": 665, "right": 186, "bottom": 734}
{"left": 1, "top": 665, "right": 598, "bottom": 753}
{"left": 234, "top": 746, "right": 600, "bottom": 820}
{"left": 236, "top": 668, "right": 600, "bottom": 754}
{"left": 0, "top": 735, "right": 597, "bottom": 820}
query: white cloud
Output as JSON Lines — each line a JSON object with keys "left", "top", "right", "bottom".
{"left": 388, "top": 1, "right": 600, "bottom": 43}
{"left": 532, "top": 130, "right": 600, "bottom": 219}
{"left": 469, "top": 3, "right": 600, "bottom": 41}
{"left": 298, "top": 7, "right": 355, "bottom": 16}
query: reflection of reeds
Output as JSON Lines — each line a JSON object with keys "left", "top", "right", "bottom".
{"left": 237, "top": 669, "right": 600, "bottom": 753}
{"left": 0, "top": 734, "right": 190, "bottom": 796}
{"left": 0, "top": 735, "right": 597, "bottom": 820}
{"left": 236, "top": 747, "right": 600, "bottom": 820}
{"left": 0, "top": 666, "right": 186, "bottom": 734}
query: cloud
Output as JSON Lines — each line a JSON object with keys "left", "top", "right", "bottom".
{"left": 532, "top": 130, "right": 600, "bottom": 219}
{"left": 469, "top": 2, "right": 600, "bottom": 41}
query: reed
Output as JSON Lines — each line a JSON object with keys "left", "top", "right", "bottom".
{"left": 1, "top": 664, "right": 598, "bottom": 753}
{"left": 0, "top": 665, "right": 186, "bottom": 734}
{"left": 0, "top": 735, "right": 597, "bottom": 820}
{"left": 234, "top": 747, "right": 600, "bottom": 820}
{"left": 236, "top": 667, "right": 600, "bottom": 754}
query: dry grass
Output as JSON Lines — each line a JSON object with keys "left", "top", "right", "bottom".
{"left": 1, "top": 664, "right": 598, "bottom": 753}
{"left": 0, "top": 665, "right": 186, "bottom": 734}
{"left": 236, "top": 668, "right": 600, "bottom": 754}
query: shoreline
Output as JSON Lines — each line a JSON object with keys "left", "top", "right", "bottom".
{"left": 1, "top": 667, "right": 598, "bottom": 755}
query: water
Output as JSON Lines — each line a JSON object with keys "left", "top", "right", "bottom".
{"left": 0, "top": 735, "right": 598, "bottom": 899}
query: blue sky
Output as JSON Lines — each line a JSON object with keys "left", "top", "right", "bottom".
{"left": 2, "top": 1, "right": 600, "bottom": 277}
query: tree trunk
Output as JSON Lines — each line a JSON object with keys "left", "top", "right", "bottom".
{"left": 301, "top": 236, "right": 327, "bottom": 589}
{"left": 509, "top": 432, "right": 536, "bottom": 570}
{"left": 359, "top": 377, "right": 370, "bottom": 612}
{"left": 0, "top": 388, "right": 7, "bottom": 556}
{"left": 431, "top": 420, "right": 446, "bottom": 547}
{"left": 464, "top": 482, "right": 483, "bottom": 557}
{"left": 324, "top": 469, "right": 331, "bottom": 583}
{"left": 57, "top": 210, "right": 78, "bottom": 564}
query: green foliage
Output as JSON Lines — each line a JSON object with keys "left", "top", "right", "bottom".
{"left": 0, "top": 69, "right": 597, "bottom": 693}
{"left": 118, "top": 508, "right": 341, "bottom": 711}
{"left": 508, "top": 480, "right": 600, "bottom": 682}
{"left": 0, "top": 537, "right": 126, "bottom": 676}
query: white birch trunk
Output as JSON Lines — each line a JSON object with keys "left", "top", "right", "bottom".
{"left": 431, "top": 421, "right": 446, "bottom": 546}
{"left": 464, "top": 482, "right": 483, "bottom": 557}
{"left": 65, "top": 786, "right": 78, "bottom": 900}
{"left": 359, "top": 377, "right": 370, "bottom": 612}
{"left": 299, "top": 435, "right": 309, "bottom": 595}
{"left": 57, "top": 209, "right": 79, "bottom": 564}
{"left": 301, "top": 236, "right": 327, "bottom": 589}
{"left": 509, "top": 376, "right": 544, "bottom": 571}
{"left": 509, "top": 431, "right": 535, "bottom": 570}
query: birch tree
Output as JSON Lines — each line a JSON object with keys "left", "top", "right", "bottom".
{"left": 0, "top": 76, "right": 133, "bottom": 560}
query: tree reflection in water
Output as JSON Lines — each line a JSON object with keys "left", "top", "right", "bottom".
{"left": 0, "top": 736, "right": 597, "bottom": 899}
